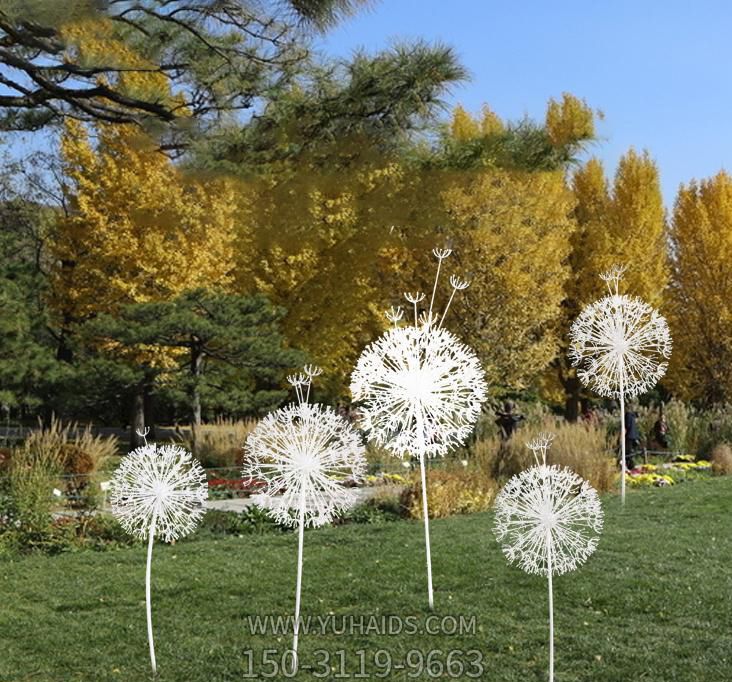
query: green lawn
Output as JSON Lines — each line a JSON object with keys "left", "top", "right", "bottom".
{"left": 2, "top": 479, "right": 732, "bottom": 681}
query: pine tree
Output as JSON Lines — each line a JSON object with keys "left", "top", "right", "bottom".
{"left": 85, "top": 291, "right": 304, "bottom": 449}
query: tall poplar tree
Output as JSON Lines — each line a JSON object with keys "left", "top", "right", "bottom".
{"left": 668, "top": 171, "right": 732, "bottom": 404}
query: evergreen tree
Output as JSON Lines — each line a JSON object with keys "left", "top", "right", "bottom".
{"left": 85, "top": 291, "right": 304, "bottom": 449}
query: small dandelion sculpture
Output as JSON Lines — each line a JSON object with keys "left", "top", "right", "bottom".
{"left": 243, "top": 366, "right": 366, "bottom": 672}
{"left": 351, "top": 248, "right": 487, "bottom": 608}
{"left": 494, "top": 434, "right": 603, "bottom": 682}
{"left": 568, "top": 266, "right": 672, "bottom": 504}
{"left": 109, "top": 430, "right": 208, "bottom": 674}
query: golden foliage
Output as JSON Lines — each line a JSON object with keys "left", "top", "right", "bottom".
{"left": 545, "top": 93, "right": 595, "bottom": 148}
{"left": 449, "top": 104, "right": 503, "bottom": 141}
{"left": 236, "top": 148, "right": 417, "bottom": 388}
{"left": 606, "top": 149, "right": 668, "bottom": 305}
{"left": 51, "top": 120, "right": 238, "bottom": 323}
{"left": 441, "top": 169, "right": 576, "bottom": 388}
{"left": 59, "top": 16, "right": 180, "bottom": 113}
{"left": 450, "top": 104, "right": 480, "bottom": 141}
{"left": 549, "top": 150, "right": 668, "bottom": 413}
{"left": 403, "top": 467, "right": 496, "bottom": 519}
{"left": 479, "top": 105, "right": 504, "bottom": 136}
{"left": 667, "top": 172, "right": 732, "bottom": 402}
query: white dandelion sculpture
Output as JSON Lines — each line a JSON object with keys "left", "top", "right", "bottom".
{"left": 243, "top": 366, "right": 366, "bottom": 672}
{"left": 350, "top": 248, "right": 487, "bottom": 609}
{"left": 109, "top": 430, "right": 208, "bottom": 674}
{"left": 568, "top": 266, "right": 672, "bottom": 504}
{"left": 494, "top": 434, "right": 603, "bottom": 682}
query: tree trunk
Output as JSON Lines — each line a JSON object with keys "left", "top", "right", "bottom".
{"left": 190, "top": 342, "right": 204, "bottom": 454}
{"left": 143, "top": 376, "right": 156, "bottom": 441}
{"left": 130, "top": 369, "right": 156, "bottom": 449}
{"left": 564, "top": 375, "right": 581, "bottom": 422}
{"left": 130, "top": 381, "right": 146, "bottom": 450}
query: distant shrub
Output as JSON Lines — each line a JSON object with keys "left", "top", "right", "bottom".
{"left": 711, "top": 443, "right": 732, "bottom": 476}
{"left": 664, "top": 399, "right": 693, "bottom": 454}
{"left": 341, "top": 489, "right": 404, "bottom": 525}
{"left": 548, "top": 422, "right": 616, "bottom": 493}
{"left": 181, "top": 418, "right": 257, "bottom": 468}
{"left": 200, "top": 505, "right": 285, "bottom": 536}
{"left": 471, "top": 418, "right": 615, "bottom": 492}
{"left": 21, "top": 417, "right": 118, "bottom": 509}
{"left": 4, "top": 437, "right": 65, "bottom": 540}
{"left": 402, "top": 468, "right": 496, "bottom": 520}
{"left": 75, "top": 514, "right": 137, "bottom": 550}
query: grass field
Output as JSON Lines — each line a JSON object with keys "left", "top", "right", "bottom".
{"left": 2, "top": 478, "right": 732, "bottom": 681}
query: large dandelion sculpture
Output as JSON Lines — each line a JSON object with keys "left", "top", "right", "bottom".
{"left": 568, "top": 265, "right": 672, "bottom": 504}
{"left": 494, "top": 434, "right": 603, "bottom": 682}
{"left": 243, "top": 366, "right": 366, "bottom": 671}
{"left": 109, "top": 430, "right": 208, "bottom": 674}
{"left": 350, "top": 248, "right": 487, "bottom": 608}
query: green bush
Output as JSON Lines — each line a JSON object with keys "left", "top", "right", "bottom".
{"left": 2, "top": 439, "right": 65, "bottom": 550}
{"left": 200, "top": 505, "right": 285, "bottom": 536}
{"left": 74, "top": 514, "right": 137, "bottom": 551}
{"left": 340, "top": 490, "right": 404, "bottom": 524}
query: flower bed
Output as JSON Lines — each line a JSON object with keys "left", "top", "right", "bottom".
{"left": 207, "top": 477, "right": 264, "bottom": 499}
{"left": 626, "top": 458, "right": 712, "bottom": 488}
{"left": 364, "top": 472, "right": 408, "bottom": 487}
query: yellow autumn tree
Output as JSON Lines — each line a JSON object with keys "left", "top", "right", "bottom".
{"left": 450, "top": 105, "right": 481, "bottom": 141}
{"left": 235, "top": 145, "right": 421, "bottom": 393}
{"left": 548, "top": 158, "right": 613, "bottom": 416}
{"left": 441, "top": 168, "right": 576, "bottom": 389}
{"left": 479, "top": 105, "right": 504, "bottom": 136}
{"left": 548, "top": 150, "right": 669, "bottom": 417}
{"left": 667, "top": 172, "right": 732, "bottom": 403}
{"left": 52, "top": 120, "right": 238, "bottom": 322}
{"left": 450, "top": 104, "right": 503, "bottom": 141}
{"left": 605, "top": 148, "right": 668, "bottom": 305}
{"left": 545, "top": 93, "right": 596, "bottom": 149}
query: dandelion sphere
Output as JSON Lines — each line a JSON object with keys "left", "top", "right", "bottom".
{"left": 494, "top": 463, "right": 603, "bottom": 576}
{"left": 243, "top": 402, "right": 366, "bottom": 527}
{"left": 350, "top": 322, "right": 487, "bottom": 458}
{"left": 110, "top": 443, "right": 208, "bottom": 542}
{"left": 568, "top": 270, "right": 672, "bottom": 399}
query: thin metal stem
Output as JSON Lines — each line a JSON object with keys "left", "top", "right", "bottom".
{"left": 419, "top": 451, "right": 434, "bottom": 610}
{"left": 292, "top": 495, "right": 305, "bottom": 673}
{"left": 547, "top": 537, "right": 554, "bottom": 682}
{"left": 146, "top": 513, "right": 158, "bottom": 675}
{"left": 619, "top": 373, "right": 626, "bottom": 506}
{"left": 439, "top": 288, "right": 457, "bottom": 327}
{"left": 416, "top": 410, "right": 434, "bottom": 610}
{"left": 429, "top": 258, "right": 443, "bottom": 319}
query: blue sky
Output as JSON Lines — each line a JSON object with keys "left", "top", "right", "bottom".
{"left": 316, "top": 0, "right": 732, "bottom": 208}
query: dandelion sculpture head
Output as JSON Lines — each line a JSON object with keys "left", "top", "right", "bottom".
{"left": 350, "top": 248, "right": 487, "bottom": 459}
{"left": 494, "top": 434, "right": 604, "bottom": 577}
{"left": 243, "top": 370, "right": 366, "bottom": 528}
{"left": 568, "top": 266, "right": 672, "bottom": 398}
{"left": 110, "top": 441, "right": 208, "bottom": 543}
